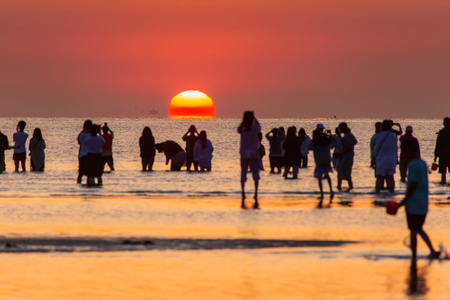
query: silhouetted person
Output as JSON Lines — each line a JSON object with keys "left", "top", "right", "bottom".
{"left": 373, "top": 120, "right": 398, "bottom": 193}
{"left": 370, "top": 122, "right": 382, "bottom": 170}
{"left": 182, "top": 125, "right": 199, "bottom": 172}
{"left": 29, "top": 128, "right": 46, "bottom": 172}
{"left": 282, "top": 126, "right": 301, "bottom": 179}
{"left": 13, "top": 120, "right": 28, "bottom": 172}
{"left": 399, "top": 125, "right": 421, "bottom": 183}
{"left": 155, "top": 140, "right": 186, "bottom": 171}
{"left": 85, "top": 124, "right": 105, "bottom": 186}
{"left": 0, "top": 129, "right": 15, "bottom": 173}
{"left": 308, "top": 124, "right": 334, "bottom": 201}
{"left": 101, "top": 123, "right": 115, "bottom": 171}
{"left": 77, "top": 120, "right": 92, "bottom": 183}
{"left": 238, "top": 111, "right": 261, "bottom": 209}
{"left": 434, "top": 117, "right": 450, "bottom": 184}
{"left": 298, "top": 128, "right": 311, "bottom": 168}
{"left": 331, "top": 127, "right": 341, "bottom": 169}
{"left": 337, "top": 122, "right": 357, "bottom": 191}
{"left": 398, "top": 139, "right": 440, "bottom": 261}
{"left": 139, "top": 126, "right": 156, "bottom": 171}
{"left": 258, "top": 132, "right": 265, "bottom": 171}
{"left": 265, "top": 128, "right": 284, "bottom": 173}
{"left": 194, "top": 130, "right": 214, "bottom": 171}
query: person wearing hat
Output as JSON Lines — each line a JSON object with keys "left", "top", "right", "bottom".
{"left": 399, "top": 125, "right": 421, "bottom": 183}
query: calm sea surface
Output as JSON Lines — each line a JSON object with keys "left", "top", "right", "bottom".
{"left": 0, "top": 118, "right": 449, "bottom": 299}
{"left": 0, "top": 117, "right": 448, "bottom": 199}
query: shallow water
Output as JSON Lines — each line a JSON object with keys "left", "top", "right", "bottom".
{"left": 0, "top": 118, "right": 449, "bottom": 299}
{"left": 0, "top": 117, "right": 448, "bottom": 200}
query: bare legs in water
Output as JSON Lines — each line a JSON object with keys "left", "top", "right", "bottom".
{"left": 241, "top": 179, "right": 259, "bottom": 209}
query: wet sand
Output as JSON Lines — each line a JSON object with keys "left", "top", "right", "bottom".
{"left": 0, "top": 195, "right": 449, "bottom": 299}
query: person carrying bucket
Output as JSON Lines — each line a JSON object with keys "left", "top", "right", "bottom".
{"left": 397, "top": 139, "right": 440, "bottom": 262}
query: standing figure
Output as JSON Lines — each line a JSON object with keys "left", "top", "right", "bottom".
{"left": 398, "top": 139, "right": 441, "bottom": 262}
{"left": 370, "top": 122, "right": 382, "bottom": 170}
{"left": 337, "top": 122, "right": 357, "bottom": 191}
{"left": 434, "top": 117, "right": 450, "bottom": 184}
{"left": 258, "top": 132, "right": 265, "bottom": 171}
{"left": 182, "top": 125, "right": 199, "bottom": 172}
{"left": 0, "top": 129, "right": 15, "bottom": 173}
{"left": 298, "top": 128, "right": 311, "bottom": 168}
{"left": 139, "top": 126, "right": 156, "bottom": 171}
{"left": 29, "top": 128, "right": 46, "bottom": 172}
{"left": 373, "top": 120, "right": 398, "bottom": 193}
{"left": 331, "top": 127, "right": 342, "bottom": 169}
{"left": 101, "top": 123, "right": 115, "bottom": 171}
{"left": 84, "top": 124, "right": 105, "bottom": 186}
{"left": 265, "top": 128, "right": 284, "bottom": 173}
{"left": 13, "top": 120, "right": 28, "bottom": 172}
{"left": 194, "top": 130, "right": 214, "bottom": 171}
{"left": 282, "top": 126, "right": 301, "bottom": 179}
{"left": 238, "top": 111, "right": 261, "bottom": 209}
{"left": 77, "top": 120, "right": 92, "bottom": 183}
{"left": 399, "top": 125, "right": 420, "bottom": 183}
{"left": 308, "top": 124, "right": 334, "bottom": 200}
{"left": 155, "top": 141, "right": 186, "bottom": 171}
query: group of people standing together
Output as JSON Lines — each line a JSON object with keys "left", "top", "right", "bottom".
{"left": 238, "top": 112, "right": 450, "bottom": 208}
{"left": 0, "top": 121, "right": 46, "bottom": 173}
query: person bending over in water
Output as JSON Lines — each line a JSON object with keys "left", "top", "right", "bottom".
{"left": 155, "top": 140, "right": 186, "bottom": 171}
{"left": 397, "top": 139, "right": 440, "bottom": 262}
{"left": 238, "top": 111, "right": 261, "bottom": 209}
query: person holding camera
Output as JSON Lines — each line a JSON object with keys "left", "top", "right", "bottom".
{"left": 101, "top": 123, "right": 115, "bottom": 171}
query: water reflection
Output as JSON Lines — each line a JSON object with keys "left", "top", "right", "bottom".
{"left": 407, "top": 259, "right": 429, "bottom": 296}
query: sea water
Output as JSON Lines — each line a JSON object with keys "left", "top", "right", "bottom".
{"left": 0, "top": 118, "right": 449, "bottom": 299}
{"left": 0, "top": 117, "right": 448, "bottom": 199}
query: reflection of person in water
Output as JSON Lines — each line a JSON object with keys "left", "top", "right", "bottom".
{"left": 407, "top": 259, "right": 429, "bottom": 296}
{"left": 182, "top": 125, "right": 199, "bottom": 172}
{"left": 194, "top": 130, "right": 214, "bottom": 171}
{"left": 155, "top": 140, "right": 186, "bottom": 171}
{"left": 397, "top": 139, "right": 440, "bottom": 262}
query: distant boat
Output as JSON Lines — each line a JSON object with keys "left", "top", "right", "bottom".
{"left": 149, "top": 107, "right": 159, "bottom": 116}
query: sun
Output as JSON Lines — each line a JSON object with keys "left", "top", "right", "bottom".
{"left": 169, "top": 90, "right": 215, "bottom": 119}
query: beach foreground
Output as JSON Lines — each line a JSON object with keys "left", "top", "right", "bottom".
{"left": 0, "top": 195, "right": 449, "bottom": 299}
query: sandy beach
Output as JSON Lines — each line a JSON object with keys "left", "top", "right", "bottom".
{"left": 0, "top": 195, "right": 449, "bottom": 299}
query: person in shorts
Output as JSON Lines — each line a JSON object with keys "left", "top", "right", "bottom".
{"left": 398, "top": 139, "right": 440, "bottom": 261}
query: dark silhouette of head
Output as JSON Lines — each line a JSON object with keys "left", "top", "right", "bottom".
{"left": 444, "top": 117, "right": 450, "bottom": 127}
{"left": 33, "top": 128, "right": 43, "bottom": 141}
{"left": 286, "top": 126, "right": 297, "bottom": 139}
{"left": 338, "top": 122, "right": 349, "bottom": 134}
{"left": 102, "top": 123, "right": 109, "bottom": 134}
{"left": 188, "top": 125, "right": 197, "bottom": 133}
{"left": 142, "top": 126, "right": 153, "bottom": 137}
{"left": 335, "top": 127, "right": 341, "bottom": 136}
{"left": 298, "top": 128, "right": 306, "bottom": 138}
{"left": 242, "top": 111, "right": 255, "bottom": 131}
{"left": 381, "top": 120, "right": 392, "bottom": 131}
{"left": 83, "top": 120, "right": 93, "bottom": 131}
{"left": 90, "top": 124, "right": 101, "bottom": 136}
{"left": 375, "top": 122, "right": 382, "bottom": 133}
{"left": 17, "top": 120, "right": 26, "bottom": 132}
{"left": 154, "top": 142, "right": 165, "bottom": 153}
{"left": 271, "top": 128, "right": 278, "bottom": 136}
{"left": 312, "top": 128, "right": 330, "bottom": 146}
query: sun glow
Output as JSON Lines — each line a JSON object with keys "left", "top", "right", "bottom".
{"left": 169, "top": 90, "right": 215, "bottom": 119}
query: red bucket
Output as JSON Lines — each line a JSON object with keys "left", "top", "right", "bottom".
{"left": 386, "top": 201, "right": 398, "bottom": 215}
{"left": 431, "top": 162, "right": 439, "bottom": 171}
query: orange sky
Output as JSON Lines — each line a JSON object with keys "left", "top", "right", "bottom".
{"left": 1, "top": 0, "right": 449, "bottom": 118}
